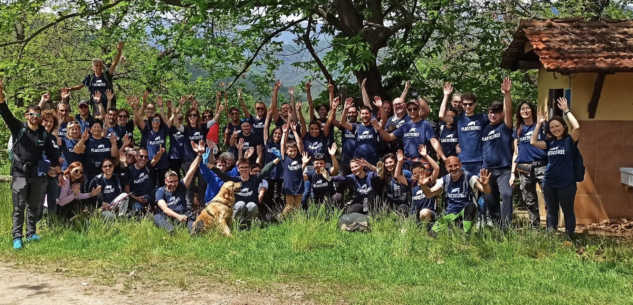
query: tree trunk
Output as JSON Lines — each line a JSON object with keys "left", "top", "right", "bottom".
{"left": 354, "top": 62, "right": 390, "bottom": 103}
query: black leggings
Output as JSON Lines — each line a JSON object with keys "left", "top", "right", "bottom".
{"left": 543, "top": 184, "right": 577, "bottom": 239}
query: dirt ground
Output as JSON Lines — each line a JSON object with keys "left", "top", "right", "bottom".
{"left": 0, "top": 264, "right": 312, "bottom": 305}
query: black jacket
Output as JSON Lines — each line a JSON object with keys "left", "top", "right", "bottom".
{"left": 0, "top": 103, "right": 60, "bottom": 177}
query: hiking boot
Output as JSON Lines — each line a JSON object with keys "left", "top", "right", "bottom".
{"left": 13, "top": 239, "right": 23, "bottom": 249}
{"left": 26, "top": 234, "right": 41, "bottom": 242}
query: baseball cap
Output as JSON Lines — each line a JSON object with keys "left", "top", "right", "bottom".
{"left": 406, "top": 100, "right": 420, "bottom": 107}
{"left": 78, "top": 100, "right": 89, "bottom": 107}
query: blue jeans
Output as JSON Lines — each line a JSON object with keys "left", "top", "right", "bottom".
{"left": 38, "top": 176, "right": 60, "bottom": 222}
{"left": 153, "top": 213, "right": 194, "bottom": 232}
{"left": 131, "top": 194, "right": 154, "bottom": 213}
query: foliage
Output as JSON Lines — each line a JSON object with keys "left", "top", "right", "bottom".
{"left": 1, "top": 184, "right": 633, "bottom": 304}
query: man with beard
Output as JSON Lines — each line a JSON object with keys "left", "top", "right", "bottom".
{"left": 420, "top": 157, "right": 491, "bottom": 236}
{"left": 339, "top": 98, "right": 380, "bottom": 166}
{"left": 0, "top": 80, "right": 63, "bottom": 249}
{"left": 332, "top": 97, "right": 357, "bottom": 177}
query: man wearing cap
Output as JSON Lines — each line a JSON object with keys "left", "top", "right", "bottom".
{"left": 75, "top": 100, "right": 94, "bottom": 133}
{"left": 374, "top": 99, "right": 445, "bottom": 170}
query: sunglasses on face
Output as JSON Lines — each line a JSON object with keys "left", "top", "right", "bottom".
{"left": 203, "top": 115, "right": 212, "bottom": 119}
{"left": 230, "top": 112, "right": 240, "bottom": 116}
{"left": 256, "top": 107, "right": 265, "bottom": 111}
{"left": 406, "top": 107, "right": 419, "bottom": 112}
{"left": 189, "top": 114, "right": 199, "bottom": 118}
{"left": 79, "top": 105, "right": 88, "bottom": 109}
{"left": 152, "top": 119, "right": 161, "bottom": 123}
{"left": 463, "top": 103, "right": 475, "bottom": 107}
{"left": 118, "top": 115, "right": 128, "bottom": 118}
{"left": 72, "top": 170, "right": 83, "bottom": 175}
{"left": 138, "top": 155, "right": 148, "bottom": 159}
{"left": 102, "top": 164, "right": 113, "bottom": 169}
{"left": 26, "top": 112, "right": 41, "bottom": 117}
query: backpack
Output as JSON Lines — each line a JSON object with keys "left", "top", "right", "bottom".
{"left": 571, "top": 140, "right": 585, "bottom": 182}
{"left": 9, "top": 127, "right": 48, "bottom": 161}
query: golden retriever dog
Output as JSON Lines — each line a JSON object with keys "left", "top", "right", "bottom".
{"left": 190, "top": 181, "right": 241, "bottom": 236}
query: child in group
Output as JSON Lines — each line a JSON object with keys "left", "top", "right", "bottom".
{"left": 280, "top": 122, "right": 305, "bottom": 215}
{"left": 406, "top": 146, "right": 440, "bottom": 226}
{"left": 301, "top": 144, "right": 340, "bottom": 207}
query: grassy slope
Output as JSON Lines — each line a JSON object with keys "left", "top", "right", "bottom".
{"left": 0, "top": 183, "right": 632, "bottom": 304}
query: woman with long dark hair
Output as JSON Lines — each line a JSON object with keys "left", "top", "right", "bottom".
{"left": 134, "top": 111, "right": 170, "bottom": 187}
{"left": 511, "top": 101, "right": 548, "bottom": 229}
{"left": 262, "top": 108, "right": 284, "bottom": 216}
{"left": 530, "top": 97, "right": 580, "bottom": 239}
{"left": 378, "top": 152, "right": 412, "bottom": 214}
{"left": 175, "top": 107, "right": 207, "bottom": 209}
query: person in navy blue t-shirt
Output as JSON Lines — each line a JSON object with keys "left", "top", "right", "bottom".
{"left": 530, "top": 97, "right": 580, "bottom": 240}
{"left": 302, "top": 145, "right": 340, "bottom": 207}
{"left": 480, "top": 78, "right": 514, "bottom": 230}
{"left": 271, "top": 82, "right": 302, "bottom": 142}
{"left": 438, "top": 82, "right": 489, "bottom": 175}
{"left": 136, "top": 113, "right": 170, "bottom": 187}
{"left": 124, "top": 147, "right": 159, "bottom": 214}
{"left": 154, "top": 141, "right": 204, "bottom": 233}
{"left": 375, "top": 99, "right": 445, "bottom": 170}
{"left": 409, "top": 160, "right": 440, "bottom": 226}
{"left": 64, "top": 42, "right": 124, "bottom": 115}
{"left": 340, "top": 98, "right": 380, "bottom": 166}
{"left": 306, "top": 81, "right": 336, "bottom": 146}
{"left": 420, "top": 157, "right": 491, "bottom": 236}
{"left": 280, "top": 122, "right": 305, "bottom": 216}
{"left": 61, "top": 122, "right": 85, "bottom": 170}
{"left": 230, "top": 119, "right": 264, "bottom": 165}
{"left": 511, "top": 101, "right": 547, "bottom": 229}
{"left": 331, "top": 158, "right": 379, "bottom": 215}
{"left": 73, "top": 120, "right": 119, "bottom": 183}
{"left": 262, "top": 109, "right": 284, "bottom": 213}
{"left": 174, "top": 107, "right": 209, "bottom": 212}
{"left": 332, "top": 100, "right": 358, "bottom": 177}
{"left": 437, "top": 107, "right": 459, "bottom": 178}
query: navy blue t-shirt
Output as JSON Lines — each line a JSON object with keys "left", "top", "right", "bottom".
{"left": 85, "top": 137, "right": 112, "bottom": 176}
{"left": 225, "top": 122, "right": 242, "bottom": 157}
{"left": 249, "top": 115, "right": 267, "bottom": 140}
{"left": 282, "top": 155, "right": 305, "bottom": 195}
{"left": 61, "top": 138, "right": 85, "bottom": 170}
{"left": 339, "top": 125, "right": 356, "bottom": 163}
{"left": 438, "top": 124, "right": 459, "bottom": 158}
{"left": 302, "top": 133, "right": 331, "bottom": 165}
{"left": 305, "top": 169, "right": 335, "bottom": 201}
{"left": 346, "top": 171, "right": 377, "bottom": 204}
{"left": 264, "top": 140, "right": 283, "bottom": 179}
{"left": 182, "top": 126, "right": 204, "bottom": 162}
{"left": 442, "top": 172, "right": 476, "bottom": 214}
{"left": 544, "top": 136, "right": 576, "bottom": 189}
{"left": 514, "top": 124, "right": 547, "bottom": 163}
{"left": 107, "top": 124, "right": 126, "bottom": 149}
{"left": 454, "top": 114, "right": 489, "bottom": 163}
{"left": 58, "top": 121, "right": 68, "bottom": 140}
{"left": 168, "top": 126, "right": 185, "bottom": 160}
{"left": 143, "top": 124, "right": 169, "bottom": 169}
{"left": 385, "top": 171, "right": 413, "bottom": 206}
{"left": 82, "top": 71, "right": 115, "bottom": 110}
{"left": 482, "top": 123, "right": 513, "bottom": 169}
{"left": 274, "top": 117, "right": 301, "bottom": 142}
{"left": 75, "top": 114, "right": 94, "bottom": 134}
{"left": 227, "top": 175, "right": 261, "bottom": 204}
{"left": 411, "top": 182, "right": 437, "bottom": 213}
{"left": 126, "top": 165, "right": 156, "bottom": 196}
{"left": 156, "top": 182, "right": 188, "bottom": 214}
{"left": 236, "top": 132, "right": 263, "bottom": 164}
{"left": 89, "top": 174, "right": 123, "bottom": 204}
{"left": 352, "top": 123, "right": 380, "bottom": 165}
{"left": 384, "top": 114, "right": 411, "bottom": 131}
{"left": 392, "top": 119, "right": 436, "bottom": 161}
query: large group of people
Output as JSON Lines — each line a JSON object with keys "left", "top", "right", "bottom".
{"left": 1, "top": 43, "right": 583, "bottom": 249}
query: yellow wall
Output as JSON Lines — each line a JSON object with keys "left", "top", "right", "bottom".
{"left": 537, "top": 65, "right": 633, "bottom": 121}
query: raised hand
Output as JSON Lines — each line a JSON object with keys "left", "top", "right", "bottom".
{"left": 359, "top": 158, "right": 370, "bottom": 168}
{"left": 418, "top": 144, "right": 427, "bottom": 157}
{"left": 361, "top": 78, "right": 366, "bottom": 89}
{"left": 331, "top": 97, "right": 340, "bottom": 109}
{"left": 109, "top": 132, "right": 117, "bottom": 145}
{"left": 166, "top": 99, "right": 172, "bottom": 110}
{"left": 41, "top": 91, "right": 51, "bottom": 104}
{"left": 328, "top": 80, "right": 334, "bottom": 93}
{"left": 443, "top": 82, "right": 453, "bottom": 96}
{"left": 301, "top": 151, "right": 311, "bottom": 165}
{"left": 218, "top": 104, "right": 225, "bottom": 114}
{"left": 116, "top": 41, "right": 125, "bottom": 52}
{"left": 373, "top": 96, "right": 382, "bottom": 108}
{"left": 193, "top": 140, "right": 206, "bottom": 155}
{"left": 396, "top": 149, "right": 405, "bottom": 162}
{"left": 371, "top": 118, "right": 382, "bottom": 129}
{"left": 274, "top": 80, "right": 282, "bottom": 91}
{"left": 501, "top": 77, "right": 512, "bottom": 95}
{"left": 244, "top": 147, "right": 255, "bottom": 160}
{"left": 557, "top": 97, "right": 569, "bottom": 112}
{"left": 305, "top": 81, "right": 311, "bottom": 91}
{"left": 90, "top": 186, "right": 102, "bottom": 197}
{"left": 288, "top": 86, "right": 295, "bottom": 95}
{"left": 236, "top": 138, "right": 245, "bottom": 150}
{"left": 282, "top": 123, "right": 289, "bottom": 133}
{"left": 296, "top": 102, "right": 302, "bottom": 110}
{"left": 61, "top": 87, "right": 70, "bottom": 100}
{"left": 537, "top": 111, "right": 547, "bottom": 124}
{"left": 420, "top": 176, "right": 431, "bottom": 186}
{"left": 72, "top": 183, "right": 81, "bottom": 196}
{"left": 237, "top": 88, "right": 242, "bottom": 99}
{"left": 479, "top": 169, "right": 491, "bottom": 186}
{"left": 156, "top": 95, "right": 163, "bottom": 108}
{"left": 328, "top": 143, "right": 337, "bottom": 156}
{"left": 105, "top": 89, "right": 114, "bottom": 101}
{"left": 142, "top": 90, "right": 149, "bottom": 103}
{"left": 232, "top": 129, "right": 239, "bottom": 139}
{"left": 290, "top": 121, "right": 297, "bottom": 132}
{"left": 344, "top": 97, "right": 354, "bottom": 109}
{"left": 216, "top": 91, "right": 221, "bottom": 98}
{"left": 404, "top": 81, "right": 411, "bottom": 91}
{"left": 123, "top": 134, "right": 130, "bottom": 147}
{"left": 92, "top": 91, "right": 101, "bottom": 102}
{"left": 157, "top": 144, "right": 166, "bottom": 156}
{"left": 179, "top": 95, "right": 187, "bottom": 106}
{"left": 81, "top": 129, "right": 90, "bottom": 142}
{"left": 187, "top": 94, "right": 194, "bottom": 102}
{"left": 192, "top": 100, "right": 199, "bottom": 110}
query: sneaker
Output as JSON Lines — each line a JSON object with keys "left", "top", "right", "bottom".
{"left": 13, "top": 239, "right": 23, "bottom": 249}
{"left": 26, "top": 234, "right": 41, "bottom": 242}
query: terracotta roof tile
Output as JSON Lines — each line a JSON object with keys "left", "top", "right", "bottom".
{"left": 501, "top": 18, "right": 633, "bottom": 73}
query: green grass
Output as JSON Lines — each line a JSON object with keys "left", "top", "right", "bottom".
{"left": 1, "top": 183, "right": 632, "bottom": 304}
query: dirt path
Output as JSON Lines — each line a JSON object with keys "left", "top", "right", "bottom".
{"left": 0, "top": 264, "right": 310, "bottom": 305}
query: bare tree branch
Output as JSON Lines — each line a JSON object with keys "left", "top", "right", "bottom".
{"left": 302, "top": 17, "right": 337, "bottom": 91}
{"left": 225, "top": 17, "right": 307, "bottom": 91}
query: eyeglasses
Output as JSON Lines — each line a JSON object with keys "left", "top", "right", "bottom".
{"left": 152, "top": 119, "right": 161, "bottom": 123}
{"left": 26, "top": 113, "right": 41, "bottom": 118}
{"left": 188, "top": 114, "right": 199, "bottom": 118}
{"left": 79, "top": 105, "right": 88, "bottom": 109}
{"left": 102, "top": 164, "right": 113, "bottom": 169}
{"left": 230, "top": 112, "right": 240, "bottom": 116}
{"left": 463, "top": 102, "right": 475, "bottom": 107}
{"left": 256, "top": 107, "right": 265, "bottom": 111}
{"left": 203, "top": 115, "right": 212, "bottom": 119}
{"left": 138, "top": 155, "right": 148, "bottom": 159}
{"left": 72, "top": 170, "right": 83, "bottom": 175}
{"left": 118, "top": 115, "right": 128, "bottom": 118}
{"left": 406, "top": 107, "right": 419, "bottom": 112}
